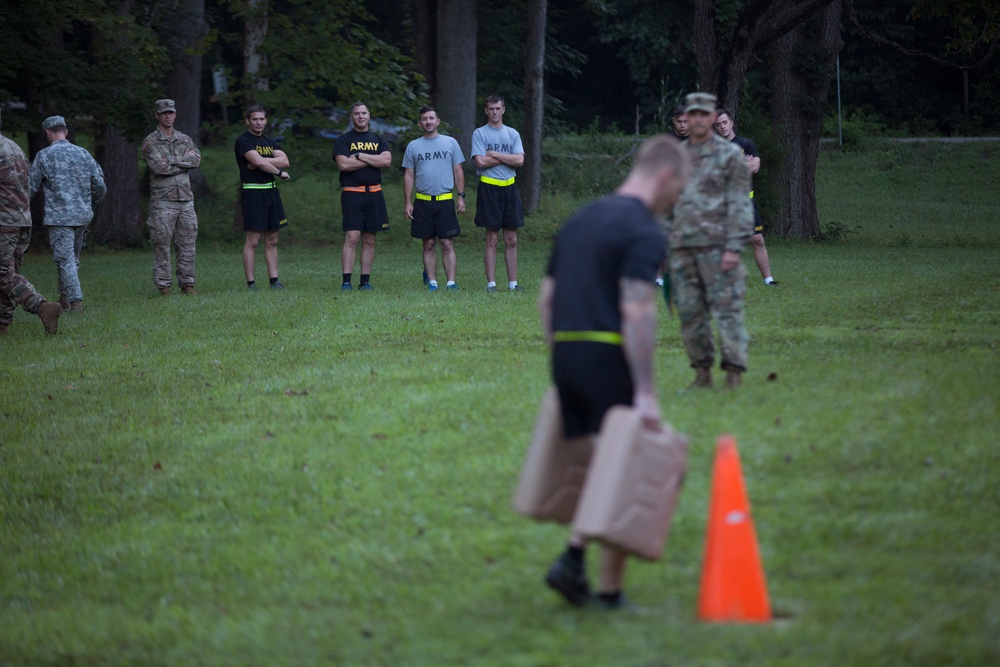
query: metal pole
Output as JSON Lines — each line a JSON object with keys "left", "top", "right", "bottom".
{"left": 837, "top": 54, "right": 843, "bottom": 147}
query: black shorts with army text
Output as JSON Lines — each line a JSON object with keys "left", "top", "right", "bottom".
{"left": 241, "top": 188, "right": 288, "bottom": 232}
{"left": 410, "top": 199, "right": 461, "bottom": 240}
{"left": 342, "top": 190, "right": 390, "bottom": 234}
{"left": 474, "top": 182, "right": 525, "bottom": 230}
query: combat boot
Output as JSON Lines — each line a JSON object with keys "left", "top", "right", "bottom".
{"left": 725, "top": 370, "right": 742, "bottom": 388}
{"left": 159, "top": 287, "right": 171, "bottom": 296}
{"left": 181, "top": 286, "right": 198, "bottom": 295}
{"left": 37, "top": 301, "right": 62, "bottom": 334}
{"left": 689, "top": 368, "right": 712, "bottom": 389}
{"left": 69, "top": 300, "right": 83, "bottom": 312}
{"left": 0, "top": 324, "right": 8, "bottom": 335}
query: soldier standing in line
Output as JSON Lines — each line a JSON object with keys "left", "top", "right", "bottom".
{"left": 0, "top": 108, "right": 62, "bottom": 335}
{"left": 29, "top": 115, "right": 106, "bottom": 313}
{"left": 141, "top": 99, "right": 202, "bottom": 296}
{"left": 713, "top": 109, "right": 779, "bottom": 286}
{"left": 663, "top": 93, "right": 753, "bottom": 389}
{"left": 471, "top": 94, "right": 525, "bottom": 292}
{"left": 333, "top": 101, "right": 392, "bottom": 291}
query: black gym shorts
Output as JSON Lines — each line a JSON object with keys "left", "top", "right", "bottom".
{"left": 552, "top": 341, "right": 633, "bottom": 438}
{"left": 342, "top": 190, "right": 390, "bottom": 233}
{"left": 410, "top": 199, "right": 461, "bottom": 240}
{"left": 241, "top": 188, "right": 288, "bottom": 232}
{"left": 474, "top": 182, "right": 525, "bottom": 230}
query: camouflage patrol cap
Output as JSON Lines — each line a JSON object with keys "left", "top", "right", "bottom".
{"left": 42, "top": 115, "right": 67, "bottom": 130}
{"left": 684, "top": 92, "right": 717, "bottom": 114}
{"left": 155, "top": 99, "right": 177, "bottom": 113}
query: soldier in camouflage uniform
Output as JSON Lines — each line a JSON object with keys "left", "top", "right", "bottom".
{"left": 663, "top": 93, "right": 753, "bottom": 389}
{"left": 0, "top": 108, "right": 62, "bottom": 334}
{"left": 29, "top": 115, "right": 106, "bottom": 312}
{"left": 141, "top": 99, "right": 201, "bottom": 295}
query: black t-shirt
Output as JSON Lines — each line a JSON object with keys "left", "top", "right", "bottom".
{"left": 333, "top": 130, "right": 386, "bottom": 187}
{"left": 546, "top": 195, "right": 665, "bottom": 334}
{"left": 234, "top": 131, "right": 281, "bottom": 184}
{"left": 731, "top": 135, "right": 758, "bottom": 159}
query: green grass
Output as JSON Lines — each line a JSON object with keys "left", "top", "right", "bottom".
{"left": 1, "top": 141, "right": 998, "bottom": 666}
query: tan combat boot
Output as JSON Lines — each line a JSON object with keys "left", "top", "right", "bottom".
{"left": 159, "top": 287, "right": 171, "bottom": 296}
{"left": 69, "top": 300, "right": 83, "bottom": 312}
{"left": 689, "top": 368, "right": 712, "bottom": 389}
{"left": 181, "top": 286, "right": 198, "bottom": 295}
{"left": 725, "top": 370, "right": 742, "bottom": 388}
{"left": 37, "top": 301, "right": 62, "bottom": 334}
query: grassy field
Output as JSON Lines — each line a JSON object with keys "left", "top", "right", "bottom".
{"left": 1, "top": 141, "right": 998, "bottom": 666}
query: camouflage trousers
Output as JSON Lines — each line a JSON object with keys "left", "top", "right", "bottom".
{"left": 148, "top": 200, "right": 197, "bottom": 289}
{"left": 0, "top": 226, "right": 45, "bottom": 325}
{"left": 668, "top": 246, "right": 748, "bottom": 372}
{"left": 47, "top": 225, "right": 86, "bottom": 303}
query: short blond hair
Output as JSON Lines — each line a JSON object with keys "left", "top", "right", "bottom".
{"left": 632, "top": 135, "right": 688, "bottom": 178}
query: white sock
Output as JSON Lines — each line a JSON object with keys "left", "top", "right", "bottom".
{"left": 655, "top": 277, "right": 664, "bottom": 286}
{"left": 508, "top": 281, "right": 518, "bottom": 290}
{"left": 429, "top": 280, "right": 438, "bottom": 287}
{"left": 764, "top": 277, "right": 775, "bottom": 284}
{"left": 446, "top": 280, "right": 456, "bottom": 287}
{"left": 487, "top": 281, "right": 497, "bottom": 288}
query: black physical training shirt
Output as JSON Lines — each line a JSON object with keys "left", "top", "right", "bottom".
{"left": 234, "top": 132, "right": 281, "bottom": 184}
{"left": 730, "top": 135, "right": 758, "bottom": 159}
{"left": 333, "top": 130, "right": 386, "bottom": 187}
{"left": 546, "top": 195, "right": 665, "bottom": 334}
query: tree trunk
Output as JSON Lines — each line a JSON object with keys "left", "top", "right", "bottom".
{"left": 435, "top": 0, "right": 477, "bottom": 159}
{"left": 768, "top": 1, "right": 842, "bottom": 240}
{"left": 521, "top": 0, "right": 546, "bottom": 214}
{"left": 244, "top": 0, "right": 269, "bottom": 105}
{"left": 693, "top": 0, "right": 718, "bottom": 92}
{"left": 92, "top": 126, "right": 145, "bottom": 248}
{"left": 165, "top": 0, "right": 207, "bottom": 194}
{"left": 413, "top": 0, "right": 437, "bottom": 93}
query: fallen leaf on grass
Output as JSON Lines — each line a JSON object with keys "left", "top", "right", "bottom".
{"left": 767, "top": 372, "right": 778, "bottom": 382}
{"left": 48, "top": 395, "right": 54, "bottom": 401}
{"left": 153, "top": 462, "right": 163, "bottom": 471}
{"left": 372, "top": 433, "right": 387, "bottom": 440}
{"left": 284, "top": 389, "right": 308, "bottom": 396}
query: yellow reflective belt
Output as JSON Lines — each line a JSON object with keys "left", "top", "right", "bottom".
{"left": 480, "top": 176, "right": 516, "bottom": 187}
{"left": 553, "top": 331, "right": 623, "bottom": 345}
{"left": 749, "top": 190, "right": 755, "bottom": 199}
{"left": 414, "top": 192, "right": 453, "bottom": 201}
{"left": 242, "top": 182, "right": 277, "bottom": 190}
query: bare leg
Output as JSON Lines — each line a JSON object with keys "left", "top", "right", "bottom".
{"left": 597, "top": 546, "right": 628, "bottom": 594}
{"left": 503, "top": 228, "right": 518, "bottom": 282}
{"left": 263, "top": 230, "right": 279, "bottom": 279}
{"left": 360, "top": 232, "right": 376, "bottom": 274}
{"left": 422, "top": 238, "right": 438, "bottom": 282}
{"left": 484, "top": 229, "right": 499, "bottom": 282}
{"left": 243, "top": 231, "right": 261, "bottom": 282}
{"left": 440, "top": 239, "right": 457, "bottom": 282}
{"left": 750, "top": 233, "right": 773, "bottom": 280}
{"left": 341, "top": 230, "right": 360, "bottom": 274}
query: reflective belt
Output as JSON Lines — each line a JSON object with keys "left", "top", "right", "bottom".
{"left": 749, "top": 190, "right": 755, "bottom": 199}
{"left": 480, "top": 176, "right": 515, "bottom": 187}
{"left": 414, "top": 192, "right": 453, "bottom": 201}
{"left": 242, "top": 182, "right": 277, "bottom": 190}
{"left": 343, "top": 184, "right": 382, "bottom": 193}
{"left": 553, "top": 331, "right": 623, "bottom": 345}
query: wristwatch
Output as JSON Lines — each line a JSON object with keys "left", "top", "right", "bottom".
{"left": 458, "top": 192, "right": 466, "bottom": 198}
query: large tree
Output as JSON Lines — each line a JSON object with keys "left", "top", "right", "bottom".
{"left": 768, "top": 1, "right": 843, "bottom": 240}
{"left": 434, "top": 0, "right": 478, "bottom": 158}
{"left": 520, "top": 0, "right": 547, "bottom": 214}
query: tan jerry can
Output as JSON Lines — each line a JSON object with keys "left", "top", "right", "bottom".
{"left": 512, "top": 388, "right": 595, "bottom": 524}
{"left": 572, "top": 406, "right": 689, "bottom": 561}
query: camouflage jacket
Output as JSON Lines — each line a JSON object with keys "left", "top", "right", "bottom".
{"left": 663, "top": 134, "right": 753, "bottom": 252}
{"left": 0, "top": 133, "right": 31, "bottom": 227}
{"left": 29, "top": 140, "right": 107, "bottom": 227}
{"left": 140, "top": 128, "right": 201, "bottom": 202}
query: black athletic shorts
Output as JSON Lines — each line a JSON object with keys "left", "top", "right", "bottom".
{"left": 552, "top": 341, "right": 633, "bottom": 438}
{"left": 241, "top": 188, "right": 288, "bottom": 232}
{"left": 474, "top": 182, "right": 525, "bottom": 230}
{"left": 410, "top": 199, "right": 461, "bottom": 240}
{"left": 342, "top": 190, "right": 390, "bottom": 234}
{"left": 752, "top": 199, "right": 764, "bottom": 235}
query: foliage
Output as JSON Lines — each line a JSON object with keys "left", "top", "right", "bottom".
{"left": 0, "top": 0, "right": 169, "bottom": 140}
{"left": 910, "top": 0, "right": 1000, "bottom": 67}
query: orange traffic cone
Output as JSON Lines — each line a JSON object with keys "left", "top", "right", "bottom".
{"left": 697, "top": 434, "right": 771, "bottom": 622}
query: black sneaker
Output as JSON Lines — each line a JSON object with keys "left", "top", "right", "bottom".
{"left": 765, "top": 280, "right": 780, "bottom": 286}
{"left": 545, "top": 553, "right": 590, "bottom": 607}
{"left": 271, "top": 281, "right": 285, "bottom": 290}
